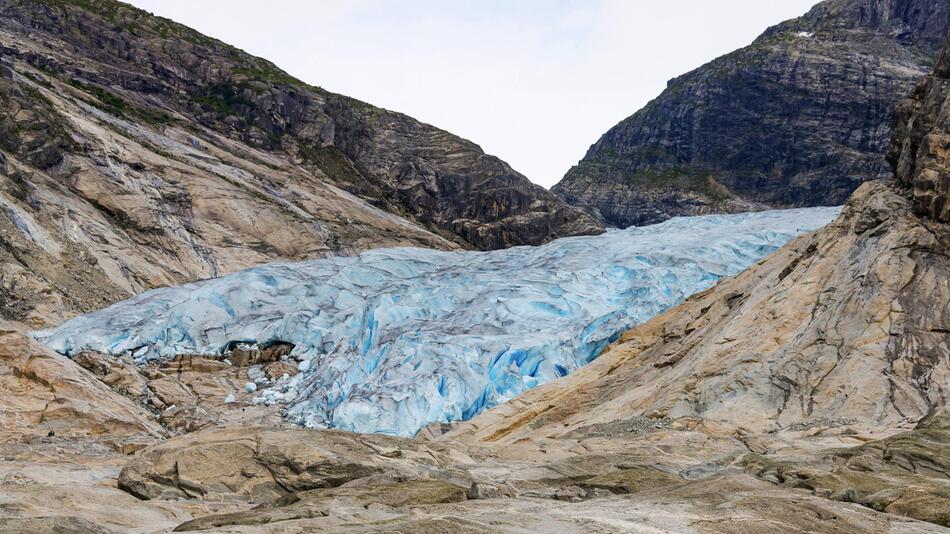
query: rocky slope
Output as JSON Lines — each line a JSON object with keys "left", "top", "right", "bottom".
{"left": 890, "top": 26, "right": 950, "bottom": 222}
{"left": 553, "top": 0, "right": 950, "bottom": 227}
{"left": 0, "top": 0, "right": 601, "bottom": 327}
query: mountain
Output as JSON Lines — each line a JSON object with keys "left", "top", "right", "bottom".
{"left": 0, "top": 0, "right": 602, "bottom": 327}
{"left": 552, "top": 0, "right": 950, "bottom": 228}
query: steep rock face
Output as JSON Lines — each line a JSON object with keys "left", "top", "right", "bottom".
{"left": 553, "top": 0, "right": 950, "bottom": 227}
{"left": 890, "top": 30, "right": 950, "bottom": 221}
{"left": 0, "top": 0, "right": 601, "bottom": 325}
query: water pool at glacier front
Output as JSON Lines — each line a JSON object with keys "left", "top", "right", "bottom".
{"left": 34, "top": 207, "right": 840, "bottom": 436}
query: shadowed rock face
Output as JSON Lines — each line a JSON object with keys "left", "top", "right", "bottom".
{"left": 890, "top": 28, "right": 950, "bottom": 222}
{"left": 553, "top": 0, "right": 950, "bottom": 228}
{"left": 0, "top": 0, "right": 601, "bottom": 326}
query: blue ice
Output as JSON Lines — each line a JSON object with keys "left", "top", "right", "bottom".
{"left": 33, "top": 207, "right": 840, "bottom": 436}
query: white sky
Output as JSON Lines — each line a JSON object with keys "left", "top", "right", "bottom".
{"left": 127, "top": 0, "right": 818, "bottom": 187}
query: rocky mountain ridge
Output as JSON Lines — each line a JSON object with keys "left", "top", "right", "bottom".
{"left": 553, "top": 0, "right": 950, "bottom": 228}
{"left": 0, "top": 0, "right": 602, "bottom": 327}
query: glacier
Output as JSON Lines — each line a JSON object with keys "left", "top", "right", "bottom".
{"left": 34, "top": 207, "right": 840, "bottom": 436}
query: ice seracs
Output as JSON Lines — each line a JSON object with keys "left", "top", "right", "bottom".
{"left": 34, "top": 207, "right": 840, "bottom": 436}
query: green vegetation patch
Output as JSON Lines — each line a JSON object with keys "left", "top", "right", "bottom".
{"left": 39, "top": 0, "right": 122, "bottom": 22}
{"left": 299, "top": 145, "right": 371, "bottom": 188}
{"left": 231, "top": 66, "right": 301, "bottom": 87}
{"left": 192, "top": 83, "right": 253, "bottom": 116}
{"left": 626, "top": 166, "right": 732, "bottom": 200}
{"left": 67, "top": 79, "right": 173, "bottom": 124}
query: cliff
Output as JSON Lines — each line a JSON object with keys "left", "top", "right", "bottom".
{"left": 553, "top": 0, "right": 950, "bottom": 227}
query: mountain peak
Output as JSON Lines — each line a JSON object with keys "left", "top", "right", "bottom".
{"left": 553, "top": 0, "right": 950, "bottom": 228}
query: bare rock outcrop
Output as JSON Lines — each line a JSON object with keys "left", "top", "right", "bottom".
{"left": 0, "top": 516, "right": 111, "bottom": 534}
{"left": 116, "top": 426, "right": 476, "bottom": 503}
{"left": 890, "top": 28, "right": 950, "bottom": 222}
{"left": 746, "top": 418, "right": 950, "bottom": 527}
{"left": 102, "top": 421, "right": 947, "bottom": 533}
{"left": 0, "top": 322, "right": 162, "bottom": 439}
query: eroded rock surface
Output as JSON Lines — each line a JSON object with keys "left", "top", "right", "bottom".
{"left": 116, "top": 426, "right": 475, "bottom": 503}
{"left": 0, "top": 322, "right": 162, "bottom": 439}
{"left": 747, "top": 418, "right": 950, "bottom": 526}
{"left": 890, "top": 30, "right": 950, "bottom": 222}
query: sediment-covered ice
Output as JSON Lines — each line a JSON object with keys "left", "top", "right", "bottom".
{"left": 34, "top": 207, "right": 840, "bottom": 436}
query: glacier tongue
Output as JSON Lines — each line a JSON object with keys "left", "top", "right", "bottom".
{"left": 33, "top": 207, "right": 840, "bottom": 436}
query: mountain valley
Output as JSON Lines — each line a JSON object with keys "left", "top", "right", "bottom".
{"left": 0, "top": 0, "right": 949, "bottom": 532}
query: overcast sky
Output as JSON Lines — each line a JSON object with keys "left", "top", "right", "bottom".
{"left": 128, "top": 0, "right": 818, "bottom": 188}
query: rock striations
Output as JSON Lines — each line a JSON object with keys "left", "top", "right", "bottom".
{"left": 0, "top": 0, "right": 602, "bottom": 326}
{"left": 553, "top": 0, "right": 950, "bottom": 228}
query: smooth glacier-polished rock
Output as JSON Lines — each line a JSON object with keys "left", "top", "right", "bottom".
{"left": 34, "top": 207, "right": 839, "bottom": 435}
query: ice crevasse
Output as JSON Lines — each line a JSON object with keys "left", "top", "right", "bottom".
{"left": 34, "top": 207, "right": 840, "bottom": 436}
